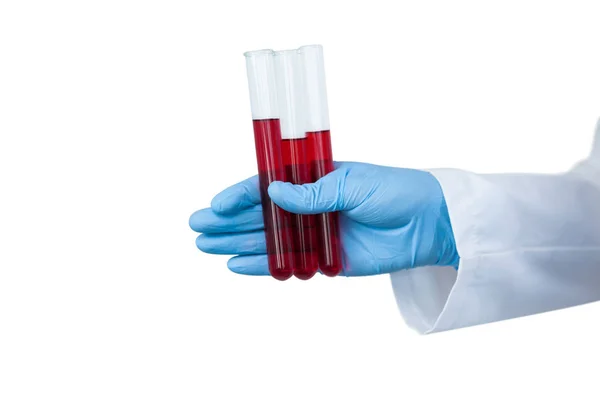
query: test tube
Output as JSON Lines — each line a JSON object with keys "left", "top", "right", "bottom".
{"left": 244, "top": 50, "right": 295, "bottom": 281}
{"left": 274, "top": 50, "right": 319, "bottom": 280}
{"left": 298, "top": 45, "right": 343, "bottom": 277}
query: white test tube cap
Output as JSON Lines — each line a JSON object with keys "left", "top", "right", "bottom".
{"left": 244, "top": 49, "right": 279, "bottom": 120}
{"left": 297, "top": 45, "right": 330, "bottom": 132}
{"left": 273, "top": 50, "right": 306, "bottom": 140}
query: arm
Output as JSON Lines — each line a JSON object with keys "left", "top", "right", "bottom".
{"left": 392, "top": 120, "right": 600, "bottom": 333}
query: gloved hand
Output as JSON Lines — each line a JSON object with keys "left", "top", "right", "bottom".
{"left": 189, "top": 162, "right": 459, "bottom": 276}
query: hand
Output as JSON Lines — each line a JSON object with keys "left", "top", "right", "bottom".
{"left": 189, "top": 162, "right": 459, "bottom": 276}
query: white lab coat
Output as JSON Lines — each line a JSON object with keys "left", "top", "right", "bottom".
{"left": 391, "top": 120, "right": 600, "bottom": 333}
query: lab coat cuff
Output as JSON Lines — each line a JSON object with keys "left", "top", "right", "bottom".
{"left": 389, "top": 169, "right": 481, "bottom": 334}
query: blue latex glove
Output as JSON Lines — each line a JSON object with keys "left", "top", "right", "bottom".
{"left": 189, "top": 162, "right": 459, "bottom": 276}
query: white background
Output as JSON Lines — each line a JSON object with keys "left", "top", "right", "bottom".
{"left": 1, "top": 1, "right": 600, "bottom": 399}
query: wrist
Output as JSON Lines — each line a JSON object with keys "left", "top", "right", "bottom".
{"left": 427, "top": 171, "right": 460, "bottom": 268}
{"left": 437, "top": 196, "right": 460, "bottom": 268}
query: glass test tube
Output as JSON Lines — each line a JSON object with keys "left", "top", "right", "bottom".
{"left": 298, "top": 45, "right": 343, "bottom": 277}
{"left": 274, "top": 50, "right": 320, "bottom": 280}
{"left": 244, "top": 50, "right": 295, "bottom": 281}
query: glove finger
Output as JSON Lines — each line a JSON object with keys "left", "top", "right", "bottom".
{"left": 195, "top": 231, "right": 266, "bottom": 255}
{"left": 189, "top": 204, "right": 264, "bottom": 234}
{"left": 211, "top": 175, "right": 261, "bottom": 215}
{"left": 267, "top": 163, "right": 361, "bottom": 214}
{"left": 227, "top": 254, "right": 270, "bottom": 276}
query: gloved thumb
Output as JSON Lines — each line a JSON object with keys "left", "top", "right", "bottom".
{"left": 267, "top": 168, "right": 357, "bottom": 214}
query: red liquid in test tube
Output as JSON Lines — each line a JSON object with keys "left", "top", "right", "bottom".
{"left": 306, "top": 130, "right": 342, "bottom": 276}
{"left": 281, "top": 138, "right": 319, "bottom": 279}
{"left": 275, "top": 50, "right": 319, "bottom": 280}
{"left": 246, "top": 51, "right": 295, "bottom": 280}
{"left": 252, "top": 119, "right": 295, "bottom": 280}
{"left": 299, "top": 45, "right": 343, "bottom": 277}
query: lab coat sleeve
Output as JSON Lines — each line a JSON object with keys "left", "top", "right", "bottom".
{"left": 391, "top": 120, "right": 600, "bottom": 333}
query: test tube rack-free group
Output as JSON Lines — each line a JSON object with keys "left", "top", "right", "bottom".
{"left": 245, "top": 45, "right": 342, "bottom": 281}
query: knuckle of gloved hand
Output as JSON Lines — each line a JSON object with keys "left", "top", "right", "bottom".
{"left": 305, "top": 185, "right": 322, "bottom": 210}
{"left": 332, "top": 192, "right": 345, "bottom": 211}
{"left": 210, "top": 198, "right": 223, "bottom": 213}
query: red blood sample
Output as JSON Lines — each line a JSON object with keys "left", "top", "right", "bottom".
{"left": 252, "top": 119, "right": 295, "bottom": 281}
{"left": 281, "top": 138, "right": 320, "bottom": 280}
{"left": 306, "top": 130, "right": 343, "bottom": 277}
